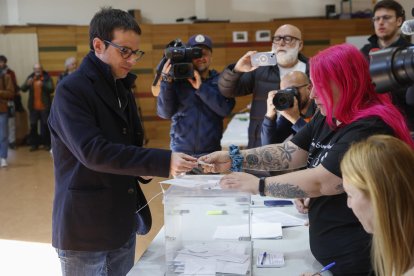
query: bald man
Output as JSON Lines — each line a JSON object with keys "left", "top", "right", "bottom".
{"left": 219, "top": 24, "right": 309, "bottom": 148}
{"left": 21, "top": 63, "right": 54, "bottom": 151}
{"left": 261, "top": 71, "right": 316, "bottom": 145}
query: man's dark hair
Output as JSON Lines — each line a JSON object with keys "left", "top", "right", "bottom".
{"left": 0, "top": 55, "right": 7, "bottom": 63}
{"left": 89, "top": 7, "right": 141, "bottom": 50}
{"left": 373, "top": 0, "right": 406, "bottom": 22}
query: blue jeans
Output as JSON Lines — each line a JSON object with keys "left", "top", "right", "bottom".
{"left": 0, "top": 112, "right": 9, "bottom": 158}
{"left": 56, "top": 233, "right": 136, "bottom": 276}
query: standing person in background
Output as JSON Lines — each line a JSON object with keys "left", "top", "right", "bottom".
{"left": 200, "top": 44, "right": 414, "bottom": 275}
{"left": 219, "top": 24, "right": 309, "bottom": 148}
{"left": 57, "top": 56, "right": 77, "bottom": 85}
{"left": 21, "top": 63, "right": 54, "bottom": 151}
{"left": 157, "top": 34, "right": 235, "bottom": 158}
{"left": 0, "top": 67, "right": 14, "bottom": 167}
{"left": 0, "top": 55, "right": 20, "bottom": 150}
{"left": 340, "top": 135, "right": 414, "bottom": 276}
{"left": 49, "top": 7, "right": 197, "bottom": 276}
{"left": 360, "top": 0, "right": 414, "bottom": 131}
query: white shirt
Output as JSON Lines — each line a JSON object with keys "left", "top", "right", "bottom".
{"left": 278, "top": 60, "right": 306, "bottom": 79}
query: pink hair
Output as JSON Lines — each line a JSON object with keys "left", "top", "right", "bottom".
{"left": 310, "top": 43, "right": 414, "bottom": 148}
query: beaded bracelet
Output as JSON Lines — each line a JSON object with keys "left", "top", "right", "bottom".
{"left": 229, "top": 144, "right": 244, "bottom": 172}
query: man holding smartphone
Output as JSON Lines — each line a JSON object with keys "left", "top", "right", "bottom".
{"left": 218, "top": 24, "right": 309, "bottom": 148}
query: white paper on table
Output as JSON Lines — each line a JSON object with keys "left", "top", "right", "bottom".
{"left": 253, "top": 209, "right": 307, "bottom": 227}
{"left": 160, "top": 175, "right": 223, "bottom": 189}
{"left": 252, "top": 222, "right": 283, "bottom": 239}
{"left": 213, "top": 224, "right": 249, "bottom": 240}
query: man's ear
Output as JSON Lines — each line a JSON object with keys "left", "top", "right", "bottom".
{"left": 93, "top": 38, "right": 105, "bottom": 54}
{"left": 297, "top": 40, "right": 304, "bottom": 52}
{"left": 396, "top": 17, "right": 403, "bottom": 28}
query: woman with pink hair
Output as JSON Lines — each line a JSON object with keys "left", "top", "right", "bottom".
{"left": 200, "top": 43, "right": 413, "bottom": 275}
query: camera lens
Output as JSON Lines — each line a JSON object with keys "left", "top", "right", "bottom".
{"left": 272, "top": 88, "right": 297, "bottom": 110}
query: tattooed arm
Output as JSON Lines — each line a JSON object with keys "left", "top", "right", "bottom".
{"left": 241, "top": 141, "right": 308, "bottom": 171}
{"left": 220, "top": 165, "right": 343, "bottom": 198}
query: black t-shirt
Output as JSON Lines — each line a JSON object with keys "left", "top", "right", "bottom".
{"left": 291, "top": 112, "right": 393, "bottom": 275}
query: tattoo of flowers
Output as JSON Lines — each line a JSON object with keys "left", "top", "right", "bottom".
{"left": 276, "top": 143, "right": 296, "bottom": 162}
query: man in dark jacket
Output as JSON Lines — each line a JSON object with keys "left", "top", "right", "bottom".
{"left": 360, "top": 0, "right": 414, "bottom": 130}
{"left": 219, "top": 24, "right": 309, "bottom": 148}
{"left": 157, "top": 34, "right": 235, "bottom": 157}
{"left": 261, "top": 71, "right": 316, "bottom": 146}
{"left": 48, "top": 8, "right": 197, "bottom": 276}
{"left": 21, "top": 63, "right": 54, "bottom": 151}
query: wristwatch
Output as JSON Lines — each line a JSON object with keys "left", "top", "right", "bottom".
{"left": 259, "top": 177, "right": 266, "bottom": 197}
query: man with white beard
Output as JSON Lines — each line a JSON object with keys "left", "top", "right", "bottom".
{"left": 218, "top": 24, "right": 309, "bottom": 148}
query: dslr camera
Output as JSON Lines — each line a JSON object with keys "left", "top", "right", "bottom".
{"left": 272, "top": 87, "right": 300, "bottom": 111}
{"left": 369, "top": 45, "right": 414, "bottom": 93}
{"left": 164, "top": 39, "right": 202, "bottom": 80}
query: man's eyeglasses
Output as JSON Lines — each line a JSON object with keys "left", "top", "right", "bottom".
{"left": 372, "top": 15, "right": 395, "bottom": 23}
{"left": 103, "top": 40, "right": 145, "bottom": 62}
{"left": 272, "top": 35, "right": 300, "bottom": 45}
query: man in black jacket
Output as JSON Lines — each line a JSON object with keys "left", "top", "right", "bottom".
{"left": 48, "top": 8, "right": 197, "bottom": 276}
{"left": 219, "top": 24, "right": 309, "bottom": 148}
{"left": 361, "top": 0, "right": 414, "bottom": 130}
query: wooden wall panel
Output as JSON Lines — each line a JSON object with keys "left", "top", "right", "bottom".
{"left": 2, "top": 18, "right": 373, "bottom": 142}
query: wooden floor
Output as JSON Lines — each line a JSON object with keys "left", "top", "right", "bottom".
{"left": 0, "top": 140, "right": 169, "bottom": 274}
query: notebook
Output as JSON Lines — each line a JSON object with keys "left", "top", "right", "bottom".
{"left": 256, "top": 251, "right": 285, "bottom": 268}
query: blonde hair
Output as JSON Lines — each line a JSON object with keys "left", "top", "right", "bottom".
{"left": 340, "top": 135, "right": 414, "bottom": 276}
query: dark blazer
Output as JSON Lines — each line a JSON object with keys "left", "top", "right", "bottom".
{"left": 48, "top": 52, "right": 171, "bottom": 251}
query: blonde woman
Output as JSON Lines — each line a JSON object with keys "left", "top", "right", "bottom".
{"left": 341, "top": 135, "right": 414, "bottom": 276}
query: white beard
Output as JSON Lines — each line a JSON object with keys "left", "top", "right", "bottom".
{"left": 275, "top": 45, "right": 299, "bottom": 66}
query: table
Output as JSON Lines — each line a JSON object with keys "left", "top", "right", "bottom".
{"left": 128, "top": 194, "right": 331, "bottom": 276}
{"left": 221, "top": 113, "right": 249, "bottom": 149}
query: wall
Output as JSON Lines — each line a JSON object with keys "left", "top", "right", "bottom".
{"left": 2, "top": 0, "right": 413, "bottom": 25}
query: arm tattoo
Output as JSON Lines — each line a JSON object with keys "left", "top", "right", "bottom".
{"left": 265, "top": 182, "right": 309, "bottom": 198}
{"left": 243, "top": 143, "right": 298, "bottom": 171}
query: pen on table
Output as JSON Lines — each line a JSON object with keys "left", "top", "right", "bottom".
{"left": 312, "top": 262, "right": 336, "bottom": 276}
{"left": 260, "top": 252, "right": 267, "bottom": 265}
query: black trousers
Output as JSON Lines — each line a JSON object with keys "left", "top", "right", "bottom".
{"left": 29, "top": 109, "right": 50, "bottom": 147}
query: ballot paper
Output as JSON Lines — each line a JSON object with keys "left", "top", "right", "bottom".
{"left": 213, "top": 222, "right": 283, "bottom": 239}
{"left": 252, "top": 209, "right": 307, "bottom": 227}
{"left": 160, "top": 175, "right": 223, "bottom": 189}
{"left": 173, "top": 242, "right": 251, "bottom": 275}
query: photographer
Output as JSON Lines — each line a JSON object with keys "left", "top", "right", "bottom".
{"left": 157, "top": 34, "right": 235, "bottom": 157}
{"left": 261, "top": 71, "right": 316, "bottom": 145}
{"left": 218, "top": 24, "right": 309, "bottom": 148}
{"left": 361, "top": 0, "right": 414, "bottom": 130}
{"left": 21, "top": 63, "right": 54, "bottom": 151}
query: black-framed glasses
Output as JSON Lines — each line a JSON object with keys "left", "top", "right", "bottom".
{"left": 103, "top": 40, "right": 145, "bottom": 61}
{"left": 372, "top": 15, "right": 395, "bottom": 23}
{"left": 272, "top": 35, "right": 300, "bottom": 45}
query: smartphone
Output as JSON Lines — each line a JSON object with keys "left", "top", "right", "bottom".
{"left": 264, "top": 200, "right": 293, "bottom": 207}
{"left": 250, "top": 52, "right": 277, "bottom": 67}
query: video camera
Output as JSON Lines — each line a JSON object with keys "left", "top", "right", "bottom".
{"left": 369, "top": 46, "right": 414, "bottom": 93}
{"left": 272, "top": 87, "right": 300, "bottom": 111}
{"left": 152, "top": 39, "right": 202, "bottom": 85}
{"left": 165, "top": 39, "right": 202, "bottom": 79}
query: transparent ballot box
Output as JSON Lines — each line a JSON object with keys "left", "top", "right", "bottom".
{"left": 163, "top": 180, "right": 252, "bottom": 275}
